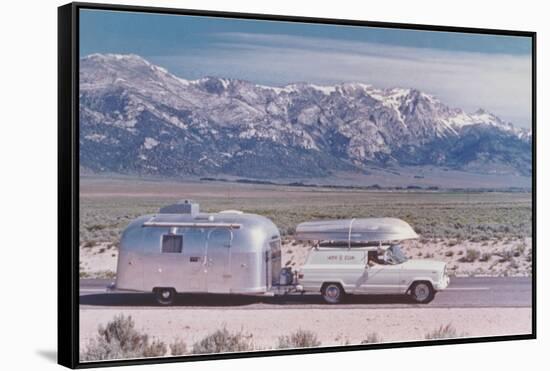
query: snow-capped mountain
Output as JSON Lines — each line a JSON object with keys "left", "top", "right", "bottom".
{"left": 79, "top": 53, "right": 532, "bottom": 179}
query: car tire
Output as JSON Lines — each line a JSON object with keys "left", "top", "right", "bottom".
{"left": 155, "top": 287, "right": 176, "bottom": 305}
{"left": 410, "top": 282, "right": 435, "bottom": 304}
{"left": 322, "top": 283, "right": 345, "bottom": 304}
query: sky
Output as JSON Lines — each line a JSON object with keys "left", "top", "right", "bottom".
{"left": 80, "top": 9, "right": 533, "bottom": 128}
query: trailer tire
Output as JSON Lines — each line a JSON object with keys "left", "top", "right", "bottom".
{"left": 321, "top": 283, "right": 345, "bottom": 304}
{"left": 409, "top": 281, "right": 435, "bottom": 304}
{"left": 154, "top": 287, "right": 176, "bottom": 305}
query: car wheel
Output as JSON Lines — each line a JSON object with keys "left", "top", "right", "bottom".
{"left": 155, "top": 287, "right": 176, "bottom": 305}
{"left": 410, "top": 282, "right": 435, "bottom": 304}
{"left": 322, "top": 283, "right": 345, "bottom": 304}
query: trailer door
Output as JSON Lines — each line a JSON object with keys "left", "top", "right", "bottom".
{"left": 181, "top": 229, "right": 208, "bottom": 292}
{"left": 206, "top": 228, "right": 232, "bottom": 293}
{"left": 270, "top": 239, "right": 282, "bottom": 287}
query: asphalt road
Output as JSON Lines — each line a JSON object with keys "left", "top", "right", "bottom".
{"left": 79, "top": 277, "right": 532, "bottom": 309}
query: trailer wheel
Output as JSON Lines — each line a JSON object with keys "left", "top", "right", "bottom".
{"left": 410, "top": 281, "right": 435, "bottom": 304}
{"left": 321, "top": 283, "right": 345, "bottom": 304}
{"left": 154, "top": 288, "right": 176, "bottom": 305}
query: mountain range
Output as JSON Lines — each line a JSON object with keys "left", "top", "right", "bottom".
{"left": 79, "top": 53, "right": 532, "bottom": 181}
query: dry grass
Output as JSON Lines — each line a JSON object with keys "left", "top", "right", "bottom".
{"left": 360, "top": 333, "right": 383, "bottom": 344}
{"left": 277, "top": 329, "right": 321, "bottom": 349}
{"left": 79, "top": 179, "right": 532, "bottom": 278}
{"left": 169, "top": 339, "right": 187, "bottom": 356}
{"left": 80, "top": 314, "right": 167, "bottom": 361}
{"left": 80, "top": 180, "right": 532, "bottom": 246}
{"left": 425, "top": 323, "right": 468, "bottom": 340}
{"left": 458, "top": 249, "right": 481, "bottom": 263}
{"left": 191, "top": 328, "right": 254, "bottom": 354}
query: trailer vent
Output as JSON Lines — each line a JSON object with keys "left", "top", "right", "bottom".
{"left": 159, "top": 200, "right": 199, "bottom": 216}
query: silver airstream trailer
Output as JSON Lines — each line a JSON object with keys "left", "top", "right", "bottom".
{"left": 114, "top": 200, "right": 283, "bottom": 305}
{"left": 296, "top": 218, "right": 449, "bottom": 304}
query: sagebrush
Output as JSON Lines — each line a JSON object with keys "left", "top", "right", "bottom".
{"left": 80, "top": 186, "right": 532, "bottom": 248}
{"left": 169, "top": 338, "right": 188, "bottom": 356}
{"left": 425, "top": 323, "right": 467, "bottom": 340}
{"left": 80, "top": 314, "right": 167, "bottom": 361}
{"left": 192, "top": 328, "right": 254, "bottom": 354}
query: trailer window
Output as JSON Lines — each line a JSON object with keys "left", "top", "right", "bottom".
{"left": 161, "top": 235, "right": 183, "bottom": 253}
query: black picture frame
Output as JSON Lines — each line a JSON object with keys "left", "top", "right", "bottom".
{"left": 58, "top": 2, "right": 537, "bottom": 368}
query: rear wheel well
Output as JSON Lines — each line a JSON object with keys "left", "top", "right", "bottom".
{"left": 153, "top": 287, "right": 177, "bottom": 293}
{"left": 153, "top": 287, "right": 177, "bottom": 306}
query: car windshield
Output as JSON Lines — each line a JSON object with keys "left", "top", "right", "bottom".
{"left": 387, "top": 244, "right": 408, "bottom": 264}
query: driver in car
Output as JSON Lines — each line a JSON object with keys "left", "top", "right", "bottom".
{"left": 367, "top": 251, "right": 381, "bottom": 266}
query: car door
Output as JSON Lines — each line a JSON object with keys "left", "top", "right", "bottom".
{"left": 355, "top": 263, "right": 402, "bottom": 294}
{"left": 205, "top": 228, "right": 232, "bottom": 293}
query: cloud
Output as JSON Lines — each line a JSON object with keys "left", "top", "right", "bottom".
{"left": 151, "top": 32, "right": 532, "bottom": 128}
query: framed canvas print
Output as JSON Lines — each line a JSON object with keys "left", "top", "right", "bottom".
{"left": 58, "top": 2, "right": 536, "bottom": 368}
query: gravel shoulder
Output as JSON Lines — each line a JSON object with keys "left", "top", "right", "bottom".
{"left": 80, "top": 307, "right": 531, "bottom": 351}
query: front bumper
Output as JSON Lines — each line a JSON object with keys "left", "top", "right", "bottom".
{"left": 434, "top": 274, "right": 450, "bottom": 291}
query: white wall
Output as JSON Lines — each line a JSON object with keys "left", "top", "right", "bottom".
{"left": 0, "top": 0, "right": 546, "bottom": 370}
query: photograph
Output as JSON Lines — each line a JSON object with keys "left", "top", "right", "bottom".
{"left": 74, "top": 5, "right": 533, "bottom": 364}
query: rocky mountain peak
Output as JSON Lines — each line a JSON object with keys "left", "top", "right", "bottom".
{"left": 79, "top": 54, "right": 532, "bottom": 180}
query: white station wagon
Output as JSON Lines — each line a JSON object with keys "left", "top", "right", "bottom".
{"left": 296, "top": 218, "right": 449, "bottom": 304}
